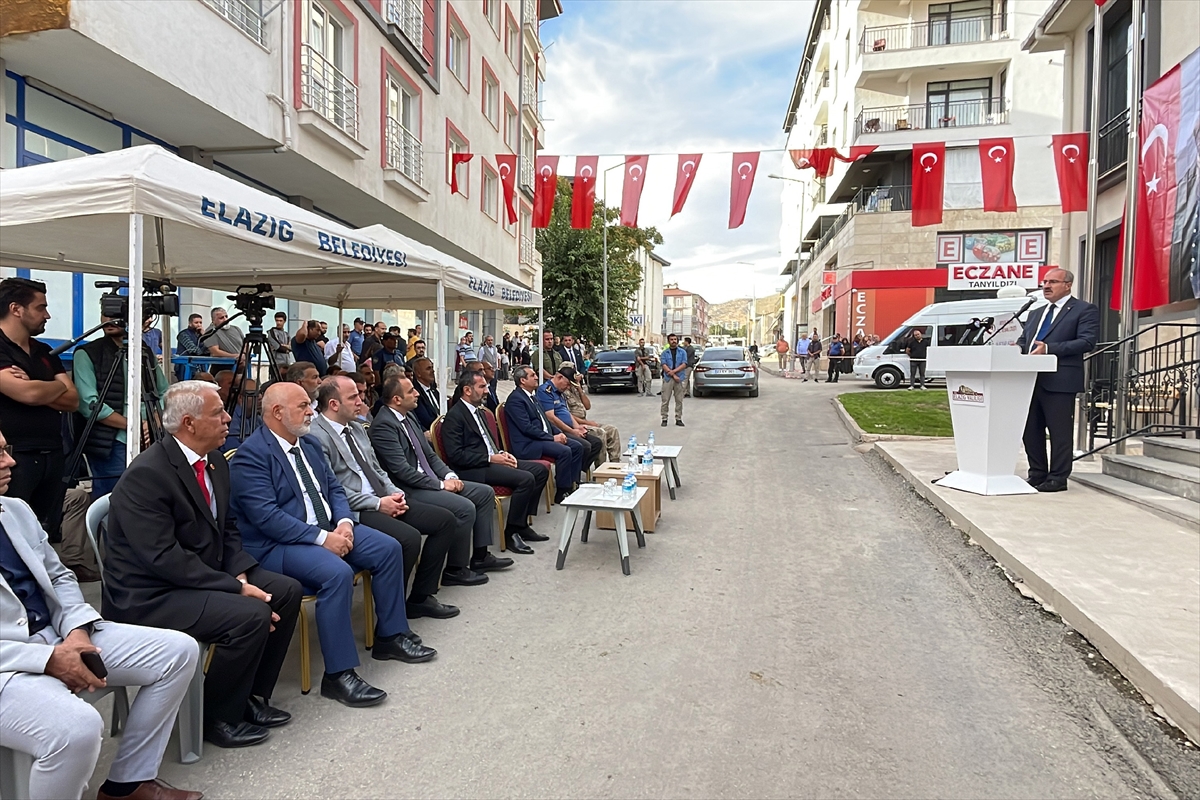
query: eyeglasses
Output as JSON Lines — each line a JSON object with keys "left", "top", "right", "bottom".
{"left": 0, "top": 445, "right": 12, "bottom": 459}
{"left": 1040, "top": 279, "right": 1069, "bottom": 286}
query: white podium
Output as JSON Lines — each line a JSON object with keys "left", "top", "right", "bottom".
{"left": 927, "top": 346, "right": 1057, "bottom": 495}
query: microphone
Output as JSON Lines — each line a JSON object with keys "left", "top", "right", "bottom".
{"left": 981, "top": 296, "right": 1036, "bottom": 346}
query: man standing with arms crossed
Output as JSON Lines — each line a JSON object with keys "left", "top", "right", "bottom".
{"left": 660, "top": 333, "right": 688, "bottom": 427}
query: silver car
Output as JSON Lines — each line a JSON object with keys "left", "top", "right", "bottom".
{"left": 692, "top": 347, "right": 759, "bottom": 398}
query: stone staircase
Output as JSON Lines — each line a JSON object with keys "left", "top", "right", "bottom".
{"left": 1072, "top": 438, "right": 1200, "bottom": 528}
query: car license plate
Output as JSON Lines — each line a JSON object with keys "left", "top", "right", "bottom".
{"left": 712, "top": 369, "right": 739, "bottom": 375}
{"left": 604, "top": 368, "right": 623, "bottom": 373}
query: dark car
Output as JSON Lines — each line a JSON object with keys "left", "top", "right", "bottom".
{"left": 586, "top": 349, "right": 638, "bottom": 392}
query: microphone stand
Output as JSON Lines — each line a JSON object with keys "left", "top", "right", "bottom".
{"left": 980, "top": 298, "right": 1035, "bottom": 346}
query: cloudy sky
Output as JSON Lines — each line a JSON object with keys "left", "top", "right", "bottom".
{"left": 539, "top": 0, "right": 814, "bottom": 303}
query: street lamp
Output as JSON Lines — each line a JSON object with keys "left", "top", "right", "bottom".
{"left": 769, "top": 172, "right": 809, "bottom": 347}
{"left": 599, "top": 161, "right": 627, "bottom": 348}
{"left": 736, "top": 260, "right": 755, "bottom": 346}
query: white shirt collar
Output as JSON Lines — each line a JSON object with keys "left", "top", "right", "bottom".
{"left": 323, "top": 415, "right": 347, "bottom": 436}
{"left": 173, "top": 436, "right": 205, "bottom": 467}
{"left": 269, "top": 429, "right": 302, "bottom": 454}
{"left": 387, "top": 406, "right": 409, "bottom": 423}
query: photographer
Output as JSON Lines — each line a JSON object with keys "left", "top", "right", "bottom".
{"left": 73, "top": 315, "right": 169, "bottom": 497}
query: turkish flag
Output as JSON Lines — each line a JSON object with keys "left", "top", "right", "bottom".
{"left": 833, "top": 145, "right": 879, "bottom": 163}
{"left": 495, "top": 154, "right": 518, "bottom": 225}
{"left": 571, "top": 156, "right": 598, "bottom": 229}
{"left": 789, "top": 148, "right": 837, "bottom": 177}
{"left": 1051, "top": 133, "right": 1089, "bottom": 213}
{"left": 728, "top": 152, "right": 760, "bottom": 229}
{"left": 911, "top": 141, "right": 945, "bottom": 227}
{"left": 532, "top": 155, "right": 558, "bottom": 229}
{"left": 672, "top": 154, "right": 702, "bottom": 217}
{"left": 620, "top": 155, "right": 649, "bottom": 227}
{"left": 450, "top": 153, "right": 473, "bottom": 195}
{"left": 979, "top": 137, "right": 1017, "bottom": 212}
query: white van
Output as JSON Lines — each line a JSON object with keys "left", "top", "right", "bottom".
{"left": 852, "top": 293, "right": 1047, "bottom": 389}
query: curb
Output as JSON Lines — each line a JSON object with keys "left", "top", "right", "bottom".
{"left": 831, "top": 396, "right": 947, "bottom": 444}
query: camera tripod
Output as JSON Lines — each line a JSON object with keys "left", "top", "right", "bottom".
{"left": 201, "top": 311, "right": 284, "bottom": 440}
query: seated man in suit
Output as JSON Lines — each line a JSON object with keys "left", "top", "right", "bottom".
{"left": 229, "top": 382, "right": 435, "bottom": 709}
{"left": 370, "top": 374, "right": 513, "bottom": 574}
{"left": 1016, "top": 269, "right": 1100, "bottom": 492}
{"left": 440, "top": 372, "right": 549, "bottom": 554}
{"left": 104, "top": 381, "right": 302, "bottom": 749}
{"left": 538, "top": 365, "right": 604, "bottom": 470}
{"left": 409, "top": 356, "right": 441, "bottom": 432}
{"left": 309, "top": 375, "right": 482, "bottom": 621}
{"left": 505, "top": 364, "right": 582, "bottom": 504}
{"left": 0, "top": 428, "right": 202, "bottom": 800}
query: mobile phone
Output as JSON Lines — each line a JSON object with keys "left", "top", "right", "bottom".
{"left": 80, "top": 651, "right": 108, "bottom": 680}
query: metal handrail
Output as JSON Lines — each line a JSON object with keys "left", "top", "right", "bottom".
{"left": 1098, "top": 108, "right": 1130, "bottom": 176}
{"left": 855, "top": 97, "right": 1007, "bottom": 136}
{"left": 860, "top": 13, "right": 1008, "bottom": 53}
{"left": 385, "top": 117, "right": 423, "bottom": 186}
{"left": 300, "top": 43, "right": 359, "bottom": 140}
{"left": 202, "top": 0, "right": 265, "bottom": 44}
{"left": 385, "top": 0, "right": 423, "bottom": 48}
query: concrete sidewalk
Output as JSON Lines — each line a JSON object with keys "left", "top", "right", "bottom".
{"left": 874, "top": 438, "right": 1200, "bottom": 744}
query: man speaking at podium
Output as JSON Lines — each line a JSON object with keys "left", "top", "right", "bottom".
{"left": 1016, "top": 269, "right": 1099, "bottom": 493}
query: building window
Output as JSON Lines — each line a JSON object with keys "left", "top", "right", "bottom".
{"left": 302, "top": 0, "right": 358, "bottom": 138}
{"left": 447, "top": 122, "right": 470, "bottom": 196}
{"left": 504, "top": 96, "right": 518, "bottom": 150}
{"left": 483, "top": 0, "right": 500, "bottom": 33}
{"left": 927, "top": 0, "right": 995, "bottom": 46}
{"left": 926, "top": 77, "right": 992, "bottom": 127}
{"left": 482, "top": 62, "right": 500, "bottom": 128}
{"left": 482, "top": 160, "right": 499, "bottom": 219}
{"left": 202, "top": 0, "right": 266, "bottom": 45}
{"left": 505, "top": 10, "right": 520, "bottom": 66}
{"left": 384, "top": 0, "right": 423, "bottom": 49}
{"left": 385, "top": 72, "right": 422, "bottom": 184}
{"left": 447, "top": 8, "right": 470, "bottom": 87}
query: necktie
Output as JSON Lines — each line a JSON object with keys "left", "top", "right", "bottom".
{"left": 472, "top": 407, "right": 499, "bottom": 455}
{"left": 402, "top": 416, "right": 439, "bottom": 477}
{"left": 289, "top": 446, "right": 332, "bottom": 529}
{"left": 1035, "top": 303, "right": 1057, "bottom": 342}
{"left": 531, "top": 393, "right": 550, "bottom": 433}
{"left": 192, "top": 459, "right": 212, "bottom": 509}
{"left": 343, "top": 429, "right": 388, "bottom": 496}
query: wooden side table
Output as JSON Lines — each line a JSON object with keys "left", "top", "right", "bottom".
{"left": 591, "top": 462, "right": 663, "bottom": 532}
{"left": 555, "top": 484, "right": 648, "bottom": 576}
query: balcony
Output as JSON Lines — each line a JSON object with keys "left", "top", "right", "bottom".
{"left": 812, "top": 70, "right": 830, "bottom": 101}
{"left": 855, "top": 97, "right": 1007, "bottom": 137}
{"left": 300, "top": 43, "right": 359, "bottom": 141}
{"left": 520, "top": 234, "right": 535, "bottom": 267}
{"left": 815, "top": 124, "right": 828, "bottom": 147}
{"left": 384, "top": 116, "right": 423, "bottom": 187}
{"left": 521, "top": 74, "right": 539, "bottom": 123}
{"left": 860, "top": 14, "right": 1008, "bottom": 54}
{"left": 385, "top": 0, "right": 423, "bottom": 49}
{"left": 809, "top": 185, "right": 913, "bottom": 260}
{"left": 1098, "top": 109, "right": 1129, "bottom": 176}
{"left": 519, "top": 157, "right": 535, "bottom": 196}
{"left": 201, "top": 0, "right": 266, "bottom": 45}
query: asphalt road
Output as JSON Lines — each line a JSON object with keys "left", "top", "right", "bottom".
{"left": 89, "top": 370, "right": 1199, "bottom": 799}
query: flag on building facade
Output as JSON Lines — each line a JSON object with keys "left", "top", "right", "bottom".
{"left": 833, "top": 145, "right": 879, "bottom": 163}
{"left": 571, "top": 156, "right": 598, "bottom": 229}
{"left": 1051, "top": 132, "right": 1089, "bottom": 212}
{"left": 495, "top": 154, "right": 519, "bottom": 225}
{"left": 911, "top": 141, "right": 946, "bottom": 227}
{"left": 979, "top": 137, "right": 1017, "bottom": 212}
{"left": 672, "top": 154, "right": 702, "bottom": 217}
{"left": 620, "top": 155, "right": 649, "bottom": 227}
{"left": 789, "top": 147, "right": 838, "bottom": 177}
{"left": 532, "top": 155, "right": 558, "bottom": 228}
{"left": 728, "top": 152, "right": 760, "bottom": 229}
{"left": 450, "top": 153, "right": 473, "bottom": 195}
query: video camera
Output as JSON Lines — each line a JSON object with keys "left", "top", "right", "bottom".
{"left": 229, "top": 283, "right": 275, "bottom": 326}
{"left": 96, "top": 278, "right": 180, "bottom": 320}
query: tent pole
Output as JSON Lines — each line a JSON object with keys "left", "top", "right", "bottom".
{"left": 153, "top": 216, "right": 172, "bottom": 381}
{"left": 127, "top": 213, "right": 144, "bottom": 463}
{"left": 437, "top": 278, "right": 447, "bottom": 416}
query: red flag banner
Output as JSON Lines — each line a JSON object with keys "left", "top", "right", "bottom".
{"left": 911, "top": 141, "right": 946, "bottom": 227}
{"left": 1051, "top": 132, "right": 1089, "bottom": 212}
{"left": 620, "top": 155, "right": 649, "bottom": 227}
{"left": 495, "top": 154, "right": 518, "bottom": 225}
{"left": 728, "top": 151, "right": 760, "bottom": 229}
{"left": 789, "top": 148, "right": 837, "bottom": 177}
{"left": 833, "top": 145, "right": 879, "bottom": 163}
{"left": 979, "top": 137, "right": 1017, "bottom": 212}
{"left": 571, "top": 156, "right": 598, "bottom": 229}
{"left": 1111, "top": 48, "right": 1197, "bottom": 310}
{"left": 532, "top": 155, "right": 558, "bottom": 229}
{"left": 672, "top": 154, "right": 702, "bottom": 217}
{"left": 450, "top": 153, "right": 473, "bottom": 195}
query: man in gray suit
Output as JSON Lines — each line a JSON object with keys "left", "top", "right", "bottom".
{"left": 0, "top": 428, "right": 201, "bottom": 800}
{"left": 308, "top": 376, "right": 485, "bottom": 621}
{"left": 369, "top": 374, "right": 513, "bottom": 574}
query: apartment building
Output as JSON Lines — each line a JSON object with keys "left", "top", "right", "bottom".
{"left": 626, "top": 247, "right": 667, "bottom": 345}
{"left": 663, "top": 285, "right": 709, "bottom": 344}
{"left": 0, "top": 0, "right": 559, "bottom": 345}
{"left": 1023, "top": 0, "right": 1199, "bottom": 339}
{"left": 778, "top": 0, "right": 1064, "bottom": 344}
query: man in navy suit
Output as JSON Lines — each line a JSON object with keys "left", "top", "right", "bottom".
{"left": 229, "top": 382, "right": 436, "bottom": 709}
{"left": 505, "top": 365, "right": 583, "bottom": 503}
{"left": 1016, "top": 269, "right": 1099, "bottom": 492}
{"left": 410, "top": 356, "right": 441, "bottom": 431}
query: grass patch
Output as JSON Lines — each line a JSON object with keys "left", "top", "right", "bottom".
{"left": 838, "top": 390, "right": 953, "bottom": 437}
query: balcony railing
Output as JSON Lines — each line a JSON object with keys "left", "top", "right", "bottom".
{"left": 523, "top": 0, "right": 537, "bottom": 26}
{"left": 202, "top": 0, "right": 266, "bottom": 45}
{"left": 811, "top": 185, "right": 913, "bottom": 259}
{"left": 815, "top": 124, "right": 828, "bottom": 146}
{"left": 520, "top": 234, "right": 535, "bottom": 266}
{"left": 385, "top": 117, "right": 423, "bottom": 186}
{"left": 855, "top": 97, "right": 1007, "bottom": 136}
{"left": 813, "top": 179, "right": 827, "bottom": 205}
{"left": 813, "top": 70, "right": 830, "bottom": 100}
{"left": 385, "top": 0, "right": 423, "bottom": 48}
{"left": 860, "top": 13, "right": 1008, "bottom": 53}
{"left": 1098, "top": 109, "right": 1129, "bottom": 176}
{"left": 300, "top": 43, "right": 359, "bottom": 140}
{"left": 521, "top": 74, "right": 537, "bottom": 109}
{"left": 519, "top": 157, "right": 535, "bottom": 193}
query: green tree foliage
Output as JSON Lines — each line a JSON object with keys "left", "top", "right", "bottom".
{"left": 529, "top": 177, "right": 663, "bottom": 343}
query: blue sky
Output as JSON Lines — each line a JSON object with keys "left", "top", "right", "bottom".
{"left": 539, "top": 0, "right": 814, "bottom": 303}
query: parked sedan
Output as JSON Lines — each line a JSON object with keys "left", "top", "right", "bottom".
{"left": 586, "top": 349, "right": 638, "bottom": 392}
{"left": 692, "top": 347, "right": 759, "bottom": 397}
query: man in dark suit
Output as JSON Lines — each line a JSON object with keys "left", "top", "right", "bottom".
{"left": 505, "top": 365, "right": 581, "bottom": 503}
{"left": 370, "top": 374, "right": 513, "bottom": 574}
{"left": 1016, "top": 269, "right": 1100, "bottom": 492}
{"left": 410, "top": 356, "right": 441, "bottom": 431}
{"left": 229, "top": 382, "right": 435, "bottom": 709}
{"left": 103, "top": 380, "right": 302, "bottom": 749}
{"left": 440, "top": 372, "right": 549, "bottom": 554}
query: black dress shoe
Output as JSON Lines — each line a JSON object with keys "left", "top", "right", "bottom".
{"left": 402, "top": 629, "right": 422, "bottom": 645}
{"left": 441, "top": 567, "right": 488, "bottom": 586}
{"left": 515, "top": 526, "right": 549, "bottom": 542}
{"left": 470, "top": 552, "right": 514, "bottom": 571}
{"left": 406, "top": 596, "right": 460, "bottom": 619}
{"left": 244, "top": 696, "right": 291, "bottom": 728}
{"left": 505, "top": 532, "right": 535, "bottom": 554}
{"left": 371, "top": 634, "right": 437, "bottom": 663}
{"left": 320, "top": 670, "right": 387, "bottom": 707}
{"left": 1036, "top": 479, "right": 1068, "bottom": 493}
{"left": 203, "top": 719, "right": 270, "bottom": 748}
{"left": 661, "top": 419, "right": 668, "bottom": 426}
{"left": 675, "top": 420, "right": 685, "bottom": 427}
{"left": 554, "top": 488, "right": 570, "bottom": 504}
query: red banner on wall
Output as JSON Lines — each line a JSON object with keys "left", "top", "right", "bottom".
{"left": 1051, "top": 132, "right": 1089, "bottom": 212}
{"left": 978, "top": 137, "right": 1017, "bottom": 212}
{"left": 911, "top": 142, "right": 946, "bottom": 227}
{"left": 495, "top": 154, "right": 518, "bottom": 224}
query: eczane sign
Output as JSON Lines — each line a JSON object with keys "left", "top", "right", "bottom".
{"left": 946, "top": 262, "right": 1040, "bottom": 290}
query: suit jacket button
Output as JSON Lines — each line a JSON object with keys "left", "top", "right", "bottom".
{"left": 16, "top": 618, "right": 26, "bottom": 626}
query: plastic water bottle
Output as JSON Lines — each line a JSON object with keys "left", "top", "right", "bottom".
{"left": 647, "top": 431, "right": 656, "bottom": 449}
{"left": 641, "top": 445, "right": 654, "bottom": 473}
{"left": 628, "top": 435, "right": 638, "bottom": 456}
{"left": 622, "top": 469, "right": 636, "bottom": 498}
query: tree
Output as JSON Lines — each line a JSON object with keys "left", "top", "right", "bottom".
{"left": 530, "top": 177, "right": 663, "bottom": 343}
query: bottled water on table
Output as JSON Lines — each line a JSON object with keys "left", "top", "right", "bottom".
{"left": 641, "top": 446, "right": 654, "bottom": 473}
{"left": 622, "top": 469, "right": 636, "bottom": 498}
{"left": 647, "top": 431, "right": 655, "bottom": 448}
{"left": 628, "top": 435, "right": 638, "bottom": 455}
{"left": 603, "top": 478, "right": 618, "bottom": 498}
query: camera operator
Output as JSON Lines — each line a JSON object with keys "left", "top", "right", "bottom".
{"left": 73, "top": 314, "right": 169, "bottom": 498}
{"left": 0, "top": 278, "right": 79, "bottom": 532}
{"left": 204, "top": 307, "right": 244, "bottom": 372}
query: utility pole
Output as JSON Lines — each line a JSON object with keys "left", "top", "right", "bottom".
{"left": 1113, "top": 0, "right": 1142, "bottom": 455}
{"left": 599, "top": 161, "right": 625, "bottom": 348}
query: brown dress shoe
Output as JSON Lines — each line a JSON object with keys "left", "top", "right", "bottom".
{"left": 97, "top": 779, "right": 203, "bottom": 800}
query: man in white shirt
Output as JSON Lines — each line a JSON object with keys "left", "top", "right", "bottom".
{"left": 323, "top": 325, "right": 357, "bottom": 373}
